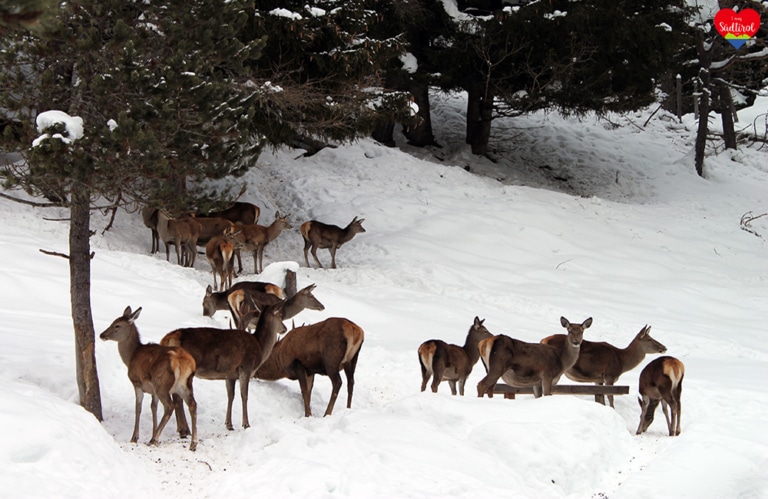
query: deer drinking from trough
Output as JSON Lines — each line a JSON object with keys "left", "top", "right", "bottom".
{"left": 540, "top": 324, "right": 667, "bottom": 407}
{"left": 234, "top": 211, "right": 292, "bottom": 274}
{"left": 636, "top": 356, "right": 684, "bottom": 436}
{"left": 418, "top": 317, "right": 492, "bottom": 396}
{"left": 300, "top": 216, "right": 366, "bottom": 269}
{"left": 100, "top": 306, "right": 199, "bottom": 451}
{"left": 255, "top": 317, "right": 364, "bottom": 417}
{"left": 160, "top": 302, "right": 286, "bottom": 431}
{"left": 477, "top": 316, "right": 592, "bottom": 398}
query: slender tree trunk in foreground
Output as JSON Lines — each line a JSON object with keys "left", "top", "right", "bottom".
{"left": 69, "top": 185, "right": 103, "bottom": 420}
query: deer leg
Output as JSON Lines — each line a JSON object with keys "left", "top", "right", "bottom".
{"left": 150, "top": 394, "right": 159, "bottom": 437}
{"left": 252, "top": 249, "right": 259, "bottom": 274}
{"left": 636, "top": 396, "right": 659, "bottom": 435}
{"left": 172, "top": 394, "right": 190, "bottom": 438}
{"left": 150, "top": 394, "right": 175, "bottom": 446}
{"left": 296, "top": 365, "right": 314, "bottom": 416}
{"left": 235, "top": 248, "right": 243, "bottom": 275}
{"left": 533, "top": 384, "right": 543, "bottom": 398}
{"left": 224, "top": 379, "right": 236, "bottom": 431}
{"left": 131, "top": 386, "right": 144, "bottom": 443}
{"left": 151, "top": 229, "right": 159, "bottom": 254}
{"left": 302, "top": 240, "right": 312, "bottom": 267}
{"left": 344, "top": 355, "right": 358, "bottom": 410}
{"left": 431, "top": 363, "right": 443, "bottom": 393}
{"left": 419, "top": 360, "right": 430, "bottom": 392}
{"left": 310, "top": 245, "right": 323, "bottom": 269}
{"left": 660, "top": 399, "right": 673, "bottom": 436}
{"left": 458, "top": 377, "right": 467, "bottom": 396}
{"left": 329, "top": 245, "right": 338, "bottom": 269}
{"left": 448, "top": 380, "right": 457, "bottom": 395}
{"left": 324, "top": 370, "right": 344, "bottom": 417}
{"left": 178, "top": 382, "right": 198, "bottom": 451}
{"left": 239, "top": 373, "right": 250, "bottom": 429}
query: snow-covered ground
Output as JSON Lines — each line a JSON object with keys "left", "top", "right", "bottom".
{"left": 1, "top": 91, "right": 767, "bottom": 498}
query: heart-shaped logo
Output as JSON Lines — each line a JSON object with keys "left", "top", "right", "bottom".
{"left": 714, "top": 8, "right": 761, "bottom": 49}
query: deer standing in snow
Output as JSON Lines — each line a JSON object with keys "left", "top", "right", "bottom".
{"left": 161, "top": 303, "right": 286, "bottom": 431}
{"left": 234, "top": 211, "right": 292, "bottom": 274}
{"left": 300, "top": 216, "right": 366, "bottom": 269}
{"left": 418, "top": 317, "right": 492, "bottom": 396}
{"left": 255, "top": 317, "right": 364, "bottom": 417}
{"left": 100, "top": 306, "right": 198, "bottom": 451}
{"left": 636, "top": 356, "right": 684, "bottom": 436}
{"left": 477, "top": 317, "right": 592, "bottom": 398}
{"left": 541, "top": 324, "right": 667, "bottom": 407}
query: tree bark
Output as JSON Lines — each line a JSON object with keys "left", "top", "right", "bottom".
{"left": 465, "top": 81, "right": 493, "bottom": 157}
{"left": 69, "top": 185, "right": 103, "bottom": 421}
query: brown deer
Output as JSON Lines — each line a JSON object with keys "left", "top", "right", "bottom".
{"left": 160, "top": 302, "right": 286, "bottom": 431}
{"left": 300, "top": 216, "right": 366, "bottom": 269}
{"left": 205, "top": 226, "right": 242, "bottom": 291}
{"left": 636, "top": 356, "right": 684, "bottom": 436}
{"left": 202, "top": 281, "right": 284, "bottom": 318}
{"left": 234, "top": 211, "right": 292, "bottom": 274}
{"left": 255, "top": 317, "right": 364, "bottom": 417}
{"left": 418, "top": 317, "right": 492, "bottom": 396}
{"left": 194, "top": 216, "right": 236, "bottom": 247}
{"left": 141, "top": 206, "right": 159, "bottom": 254}
{"left": 156, "top": 210, "right": 201, "bottom": 267}
{"left": 199, "top": 201, "right": 260, "bottom": 226}
{"left": 100, "top": 306, "right": 198, "bottom": 451}
{"left": 541, "top": 324, "right": 667, "bottom": 407}
{"left": 234, "top": 283, "right": 325, "bottom": 331}
{"left": 477, "top": 317, "right": 592, "bottom": 398}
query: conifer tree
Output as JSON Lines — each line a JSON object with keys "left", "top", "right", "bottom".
{"left": 0, "top": 0, "right": 269, "bottom": 419}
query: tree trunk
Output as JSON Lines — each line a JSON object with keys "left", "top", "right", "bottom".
{"left": 718, "top": 83, "right": 737, "bottom": 150}
{"left": 371, "top": 122, "right": 396, "bottom": 147}
{"left": 403, "top": 80, "right": 438, "bottom": 147}
{"left": 465, "top": 81, "right": 493, "bottom": 157}
{"left": 694, "top": 83, "right": 709, "bottom": 178}
{"left": 70, "top": 185, "right": 103, "bottom": 421}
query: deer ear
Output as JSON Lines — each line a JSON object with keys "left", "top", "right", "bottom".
{"left": 206, "top": 285, "right": 213, "bottom": 296}
{"left": 122, "top": 306, "right": 133, "bottom": 318}
{"left": 560, "top": 316, "right": 570, "bottom": 328}
{"left": 128, "top": 307, "right": 142, "bottom": 323}
{"left": 583, "top": 317, "right": 593, "bottom": 328}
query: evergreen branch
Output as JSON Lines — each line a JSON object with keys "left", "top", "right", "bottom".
{"left": 0, "top": 191, "right": 61, "bottom": 207}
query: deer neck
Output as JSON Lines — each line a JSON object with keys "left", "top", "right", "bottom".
{"left": 255, "top": 340, "right": 285, "bottom": 380}
{"left": 117, "top": 327, "right": 142, "bottom": 367}
{"left": 281, "top": 295, "right": 302, "bottom": 321}
{"left": 559, "top": 336, "right": 582, "bottom": 371}
{"left": 618, "top": 338, "right": 648, "bottom": 372}
{"left": 265, "top": 222, "right": 285, "bottom": 243}
{"left": 463, "top": 333, "right": 486, "bottom": 365}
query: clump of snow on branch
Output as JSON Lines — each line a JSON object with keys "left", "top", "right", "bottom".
{"left": 32, "top": 110, "right": 84, "bottom": 147}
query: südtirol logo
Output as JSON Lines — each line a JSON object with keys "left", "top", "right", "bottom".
{"left": 714, "top": 8, "right": 760, "bottom": 49}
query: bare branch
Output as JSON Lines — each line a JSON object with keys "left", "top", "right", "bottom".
{"left": 0, "top": 191, "right": 61, "bottom": 207}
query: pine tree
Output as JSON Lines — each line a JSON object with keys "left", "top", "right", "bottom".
{"left": 0, "top": 0, "right": 269, "bottom": 419}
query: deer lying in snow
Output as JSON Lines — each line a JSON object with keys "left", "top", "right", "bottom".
{"left": 636, "top": 356, "right": 684, "bottom": 436}
{"left": 300, "top": 216, "right": 366, "bottom": 269}
{"left": 160, "top": 303, "right": 286, "bottom": 431}
{"left": 418, "top": 317, "right": 492, "bottom": 395}
{"left": 100, "top": 306, "right": 198, "bottom": 451}
{"left": 255, "top": 317, "right": 364, "bottom": 417}
{"left": 541, "top": 324, "right": 667, "bottom": 407}
{"left": 477, "top": 317, "right": 592, "bottom": 398}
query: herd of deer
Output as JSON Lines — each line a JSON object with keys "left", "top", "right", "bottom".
{"left": 418, "top": 316, "right": 684, "bottom": 438}
{"left": 141, "top": 201, "right": 367, "bottom": 290}
{"left": 100, "top": 213, "right": 365, "bottom": 451}
{"left": 102, "top": 201, "right": 682, "bottom": 452}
